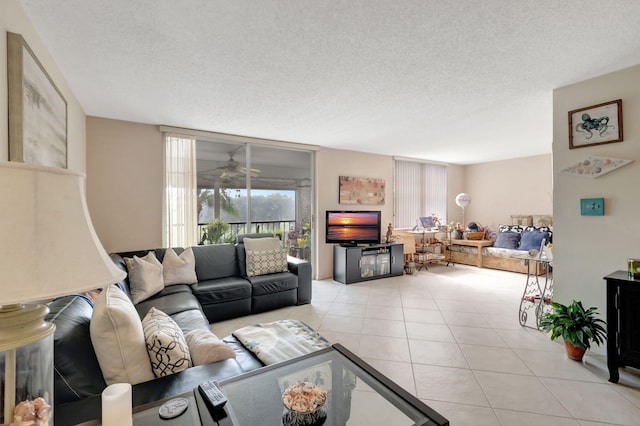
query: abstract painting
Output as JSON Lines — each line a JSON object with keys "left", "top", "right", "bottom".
{"left": 8, "top": 32, "right": 67, "bottom": 168}
{"left": 339, "top": 176, "right": 385, "bottom": 205}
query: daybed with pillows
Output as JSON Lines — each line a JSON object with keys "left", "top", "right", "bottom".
{"left": 46, "top": 234, "right": 313, "bottom": 424}
{"left": 447, "top": 215, "right": 552, "bottom": 275}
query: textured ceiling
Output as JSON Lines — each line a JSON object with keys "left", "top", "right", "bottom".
{"left": 17, "top": 0, "right": 640, "bottom": 165}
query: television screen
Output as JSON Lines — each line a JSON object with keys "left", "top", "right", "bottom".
{"left": 326, "top": 210, "right": 381, "bottom": 245}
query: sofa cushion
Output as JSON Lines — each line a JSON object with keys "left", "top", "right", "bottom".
{"left": 518, "top": 230, "right": 551, "bottom": 251}
{"left": 192, "top": 244, "right": 239, "bottom": 280}
{"left": 125, "top": 251, "right": 164, "bottom": 304}
{"left": 142, "top": 307, "right": 192, "bottom": 377}
{"left": 493, "top": 231, "right": 521, "bottom": 250}
{"left": 90, "top": 284, "right": 155, "bottom": 385}
{"left": 243, "top": 236, "right": 281, "bottom": 251}
{"left": 185, "top": 329, "right": 236, "bottom": 366}
{"left": 162, "top": 247, "right": 197, "bottom": 285}
{"left": 511, "top": 215, "right": 533, "bottom": 226}
{"left": 134, "top": 291, "right": 204, "bottom": 319}
{"left": 245, "top": 248, "right": 289, "bottom": 277}
{"left": 532, "top": 215, "right": 553, "bottom": 227}
{"left": 46, "top": 296, "right": 107, "bottom": 404}
{"left": 191, "top": 277, "right": 252, "bottom": 304}
{"left": 248, "top": 272, "right": 298, "bottom": 296}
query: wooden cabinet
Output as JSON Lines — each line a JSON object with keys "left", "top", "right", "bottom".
{"left": 333, "top": 243, "right": 403, "bottom": 284}
{"left": 604, "top": 270, "right": 640, "bottom": 383}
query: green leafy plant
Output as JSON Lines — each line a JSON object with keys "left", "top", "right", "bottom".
{"left": 202, "top": 218, "right": 236, "bottom": 245}
{"left": 539, "top": 300, "right": 606, "bottom": 350}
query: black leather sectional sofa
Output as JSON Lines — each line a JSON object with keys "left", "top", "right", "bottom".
{"left": 46, "top": 234, "right": 312, "bottom": 424}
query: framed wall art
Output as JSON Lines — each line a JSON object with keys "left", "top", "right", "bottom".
{"left": 568, "top": 99, "right": 622, "bottom": 149}
{"left": 8, "top": 32, "right": 67, "bottom": 168}
{"left": 339, "top": 176, "right": 385, "bottom": 205}
{"left": 580, "top": 198, "right": 604, "bottom": 216}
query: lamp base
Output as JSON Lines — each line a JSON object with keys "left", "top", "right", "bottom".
{"left": 0, "top": 303, "right": 55, "bottom": 425}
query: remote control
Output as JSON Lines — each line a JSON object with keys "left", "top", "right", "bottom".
{"left": 198, "top": 380, "right": 228, "bottom": 411}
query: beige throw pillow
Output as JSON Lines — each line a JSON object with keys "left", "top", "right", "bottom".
{"left": 162, "top": 247, "right": 197, "bottom": 286}
{"left": 243, "top": 237, "right": 281, "bottom": 251}
{"left": 142, "top": 307, "right": 192, "bottom": 377}
{"left": 185, "top": 329, "right": 236, "bottom": 366}
{"left": 90, "top": 284, "right": 155, "bottom": 385}
{"left": 125, "top": 251, "right": 164, "bottom": 304}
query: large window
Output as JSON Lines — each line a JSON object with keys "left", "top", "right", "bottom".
{"left": 196, "top": 140, "right": 313, "bottom": 260}
{"left": 394, "top": 160, "right": 447, "bottom": 229}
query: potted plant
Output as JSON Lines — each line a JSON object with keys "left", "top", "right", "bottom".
{"left": 539, "top": 300, "right": 606, "bottom": 361}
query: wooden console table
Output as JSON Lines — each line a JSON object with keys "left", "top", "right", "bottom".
{"left": 449, "top": 239, "right": 494, "bottom": 267}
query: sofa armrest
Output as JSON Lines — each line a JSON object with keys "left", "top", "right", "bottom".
{"left": 287, "top": 256, "right": 312, "bottom": 304}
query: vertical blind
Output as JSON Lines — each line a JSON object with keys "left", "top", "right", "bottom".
{"left": 394, "top": 160, "right": 447, "bottom": 229}
{"left": 163, "top": 133, "right": 198, "bottom": 247}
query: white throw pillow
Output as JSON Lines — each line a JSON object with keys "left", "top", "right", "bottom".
{"left": 185, "top": 329, "right": 236, "bottom": 366}
{"left": 90, "top": 284, "right": 155, "bottom": 385}
{"left": 125, "top": 251, "right": 164, "bottom": 304}
{"left": 142, "top": 307, "right": 192, "bottom": 377}
{"left": 162, "top": 247, "right": 197, "bottom": 286}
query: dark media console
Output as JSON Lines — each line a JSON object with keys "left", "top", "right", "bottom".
{"left": 333, "top": 243, "right": 404, "bottom": 284}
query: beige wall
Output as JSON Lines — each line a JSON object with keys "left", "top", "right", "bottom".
{"left": 0, "top": 0, "right": 86, "bottom": 169}
{"left": 552, "top": 65, "right": 640, "bottom": 354}
{"left": 84, "top": 116, "right": 547, "bottom": 280}
{"left": 86, "top": 117, "right": 163, "bottom": 252}
{"left": 314, "top": 148, "right": 395, "bottom": 279}
{"left": 463, "top": 155, "right": 553, "bottom": 230}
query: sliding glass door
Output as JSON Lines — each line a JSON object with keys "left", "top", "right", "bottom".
{"left": 196, "top": 140, "right": 313, "bottom": 262}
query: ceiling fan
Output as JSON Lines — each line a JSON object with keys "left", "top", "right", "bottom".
{"left": 217, "top": 153, "right": 260, "bottom": 178}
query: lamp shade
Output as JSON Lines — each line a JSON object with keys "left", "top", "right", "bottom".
{"left": 0, "top": 162, "right": 126, "bottom": 305}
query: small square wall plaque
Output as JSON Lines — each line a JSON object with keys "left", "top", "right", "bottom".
{"left": 580, "top": 198, "right": 604, "bottom": 216}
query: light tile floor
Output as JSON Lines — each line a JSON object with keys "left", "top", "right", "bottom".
{"left": 212, "top": 264, "right": 640, "bottom": 425}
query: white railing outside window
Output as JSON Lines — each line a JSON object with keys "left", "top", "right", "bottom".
{"left": 163, "top": 134, "right": 197, "bottom": 247}
{"left": 394, "top": 160, "right": 447, "bottom": 229}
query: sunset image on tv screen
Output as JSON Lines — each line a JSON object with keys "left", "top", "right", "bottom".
{"left": 327, "top": 212, "right": 379, "bottom": 226}
{"left": 326, "top": 211, "right": 380, "bottom": 242}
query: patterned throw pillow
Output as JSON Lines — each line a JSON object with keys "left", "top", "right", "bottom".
{"left": 245, "top": 249, "right": 288, "bottom": 277}
{"left": 498, "top": 224, "right": 524, "bottom": 233}
{"left": 142, "top": 307, "right": 192, "bottom": 377}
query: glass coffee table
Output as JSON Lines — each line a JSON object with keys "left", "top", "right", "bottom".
{"left": 213, "top": 343, "right": 448, "bottom": 425}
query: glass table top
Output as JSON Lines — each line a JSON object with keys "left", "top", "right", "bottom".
{"left": 217, "top": 344, "right": 447, "bottom": 426}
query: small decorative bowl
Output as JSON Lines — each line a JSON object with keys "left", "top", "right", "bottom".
{"left": 282, "top": 382, "right": 327, "bottom": 426}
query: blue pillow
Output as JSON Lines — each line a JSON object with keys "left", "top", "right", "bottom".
{"left": 493, "top": 232, "right": 521, "bottom": 250}
{"left": 518, "top": 230, "right": 550, "bottom": 251}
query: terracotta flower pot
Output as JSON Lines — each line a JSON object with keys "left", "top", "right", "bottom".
{"left": 564, "top": 339, "right": 587, "bottom": 361}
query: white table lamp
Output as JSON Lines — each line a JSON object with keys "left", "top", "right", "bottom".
{"left": 0, "top": 162, "right": 126, "bottom": 425}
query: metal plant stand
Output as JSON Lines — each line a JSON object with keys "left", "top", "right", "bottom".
{"left": 517, "top": 257, "right": 553, "bottom": 329}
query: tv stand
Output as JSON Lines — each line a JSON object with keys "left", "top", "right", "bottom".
{"left": 333, "top": 243, "right": 404, "bottom": 284}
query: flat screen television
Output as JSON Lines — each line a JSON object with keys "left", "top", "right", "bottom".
{"left": 326, "top": 210, "right": 381, "bottom": 246}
